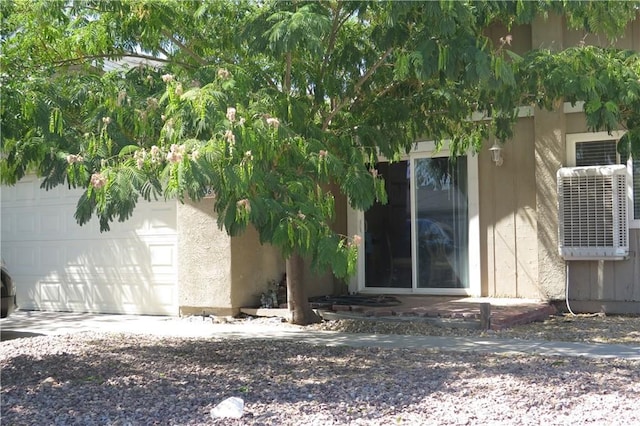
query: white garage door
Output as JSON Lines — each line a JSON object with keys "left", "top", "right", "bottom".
{"left": 1, "top": 177, "right": 178, "bottom": 315}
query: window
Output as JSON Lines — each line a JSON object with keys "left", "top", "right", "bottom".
{"left": 567, "top": 131, "right": 640, "bottom": 227}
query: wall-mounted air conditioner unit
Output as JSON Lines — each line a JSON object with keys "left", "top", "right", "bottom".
{"left": 557, "top": 165, "right": 629, "bottom": 260}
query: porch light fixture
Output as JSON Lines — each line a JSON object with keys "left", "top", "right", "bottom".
{"left": 489, "top": 141, "right": 504, "bottom": 166}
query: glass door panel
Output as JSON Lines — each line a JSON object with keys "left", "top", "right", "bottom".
{"left": 413, "top": 157, "right": 469, "bottom": 289}
{"left": 364, "top": 161, "right": 412, "bottom": 288}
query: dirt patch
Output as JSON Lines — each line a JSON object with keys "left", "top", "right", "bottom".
{"left": 310, "top": 313, "right": 640, "bottom": 346}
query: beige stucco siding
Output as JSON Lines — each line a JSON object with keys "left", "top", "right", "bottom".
{"left": 177, "top": 198, "right": 234, "bottom": 315}
{"left": 177, "top": 198, "right": 284, "bottom": 315}
{"left": 567, "top": 230, "right": 640, "bottom": 307}
{"left": 528, "top": 13, "right": 567, "bottom": 300}
{"left": 561, "top": 15, "right": 639, "bottom": 310}
{"left": 177, "top": 185, "right": 345, "bottom": 315}
{"left": 486, "top": 23, "right": 532, "bottom": 54}
{"left": 176, "top": 12, "right": 639, "bottom": 314}
{"left": 480, "top": 119, "right": 540, "bottom": 298}
{"left": 230, "top": 226, "right": 284, "bottom": 310}
{"left": 564, "top": 15, "right": 640, "bottom": 50}
{"left": 562, "top": 108, "right": 640, "bottom": 308}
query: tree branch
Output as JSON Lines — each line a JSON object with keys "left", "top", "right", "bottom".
{"left": 160, "top": 30, "right": 207, "bottom": 66}
{"left": 322, "top": 47, "right": 394, "bottom": 131}
{"left": 48, "top": 53, "right": 194, "bottom": 70}
{"left": 284, "top": 52, "right": 292, "bottom": 94}
{"left": 319, "top": 2, "right": 347, "bottom": 81}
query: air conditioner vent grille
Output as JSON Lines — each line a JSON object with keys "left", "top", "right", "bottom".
{"left": 557, "top": 165, "right": 629, "bottom": 260}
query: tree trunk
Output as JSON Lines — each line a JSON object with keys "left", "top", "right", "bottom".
{"left": 286, "top": 252, "right": 321, "bottom": 325}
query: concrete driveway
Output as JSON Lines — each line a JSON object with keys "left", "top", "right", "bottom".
{"left": 0, "top": 310, "right": 247, "bottom": 341}
{"left": 2, "top": 310, "right": 640, "bottom": 360}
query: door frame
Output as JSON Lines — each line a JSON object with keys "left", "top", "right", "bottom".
{"left": 347, "top": 140, "right": 480, "bottom": 296}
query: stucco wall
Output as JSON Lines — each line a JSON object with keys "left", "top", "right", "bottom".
{"left": 177, "top": 197, "right": 234, "bottom": 315}
{"left": 564, "top": 14, "right": 640, "bottom": 50}
{"left": 480, "top": 119, "right": 540, "bottom": 298}
{"left": 177, "top": 13, "right": 639, "bottom": 312}
{"left": 567, "top": 230, "right": 640, "bottom": 313}
{"left": 177, "top": 185, "right": 345, "bottom": 315}
{"left": 178, "top": 198, "right": 286, "bottom": 315}
{"left": 529, "top": 13, "right": 568, "bottom": 300}
{"left": 479, "top": 14, "right": 569, "bottom": 300}
{"left": 230, "top": 226, "right": 284, "bottom": 309}
{"left": 299, "top": 181, "right": 350, "bottom": 299}
{"left": 486, "top": 22, "right": 532, "bottom": 54}
{"left": 529, "top": 12, "right": 640, "bottom": 307}
{"left": 562, "top": 76, "right": 640, "bottom": 312}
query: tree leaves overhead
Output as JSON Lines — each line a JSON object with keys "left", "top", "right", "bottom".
{"left": 1, "top": 0, "right": 639, "bottom": 277}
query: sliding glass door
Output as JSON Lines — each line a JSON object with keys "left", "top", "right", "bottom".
{"left": 413, "top": 156, "right": 469, "bottom": 289}
{"left": 364, "top": 161, "right": 412, "bottom": 288}
{"left": 358, "top": 144, "right": 476, "bottom": 294}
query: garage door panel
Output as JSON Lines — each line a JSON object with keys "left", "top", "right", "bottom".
{"left": 1, "top": 210, "right": 17, "bottom": 239}
{"left": 65, "top": 282, "right": 88, "bottom": 305}
{"left": 12, "top": 276, "right": 38, "bottom": 311}
{"left": 16, "top": 211, "right": 37, "bottom": 234}
{"left": 154, "top": 287, "right": 176, "bottom": 307}
{"left": 135, "top": 280, "right": 177, "bottom": 314}
{"left": 147, "top": 205, "right": 177, "bottom": 233}
{"left": 149, "top": 244, "right": 176, "bottom": 268}
{"left": 93, "top": 283, "right": 121, "bottom": 312}
{"left": 14, "top": 179, "right": 36, "bottom": 201}
{"left": 119, "top": 243, "right": 162, "bottom": 268}
{"left": 39, "top": 282, "right": 61, "bottom": 304}
{"left": 2, "top": 178, "right": 178, "bottom": 315}
{"left": 40, "top": 211, "right": 65, "bottom": 238}
{"left": 14, "top": 245, "right": 38, "bottom": 271}
{"left": 121, "top": 284, "right": 151, "bottom": 311}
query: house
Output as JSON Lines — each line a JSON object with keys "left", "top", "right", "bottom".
{"left": 345, "top": 13, "right": 639, "bottom": 314}
{"left": 1, "top": 13, "right": 638, "bottom": 316}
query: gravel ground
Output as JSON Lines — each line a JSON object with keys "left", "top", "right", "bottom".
{"left": 2, "top": 314, "right": 640, "bottom": 425}
{"left": 311, "top": 313, "right": 640, "bottom": 346}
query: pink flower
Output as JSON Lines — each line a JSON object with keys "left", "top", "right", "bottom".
{"left": 166, "top": 144, "right": 185, "bottom": 163}
{"left": 150, "top": 145, "right": 162, "bottom": 163}
{"left": 224, "top": 129, "right": 235, "bottom": 144}
{"left": 499, "top": 34, "right": 512, "bottom": 46}
{"left": 318, "top": 150, "right": 328, "bottom": 159}
{"left": 217, "top": 68, "right": 231, "bottom": 79}
{"left": 226, "top": 107, "right": 236, "bottom": 122}
{"left": 369, "top": 168, "right": 378, "bottom": 178}
{"left": 352, "top": 234, "right": 363, "bottom": 246}
{"left": 117, "top": 90, "right": 127, "bottom": 105}
{"left": 146, "top": 97, "right": 159, "bottom": 109}
{"left": 66, "top": 154, "right": 83, "bottom": 164}
{"left": 102, "top": 116, "right": 112, "bottom": 125}
{"left": 90, "top": 173, "right": 107, "bottom": 189}
{"left": 161, "top": 74, "right": 174, "bottom": 83}
{"left": 134, "top": 149, "right": 146, "bottom": 169}
{"left": 236, "top": 198, "right": 251, "bottom": 213}
{"left": 266, "top": 117, "right": 280, "bottom": 128}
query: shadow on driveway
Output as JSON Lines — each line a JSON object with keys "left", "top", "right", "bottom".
{"left": 0, "top": 330, "right": 45, "bottom": 341}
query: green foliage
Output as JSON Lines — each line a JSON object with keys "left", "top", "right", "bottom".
{"left": 517, "top": 46, "right": 640, "bottom": 136}
{"left": 1, "top": 0, "right": 640, "bottom": 279}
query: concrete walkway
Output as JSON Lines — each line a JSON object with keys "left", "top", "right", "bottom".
{"left": 2, "top": 311, "right": 639, "bottom": 360}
